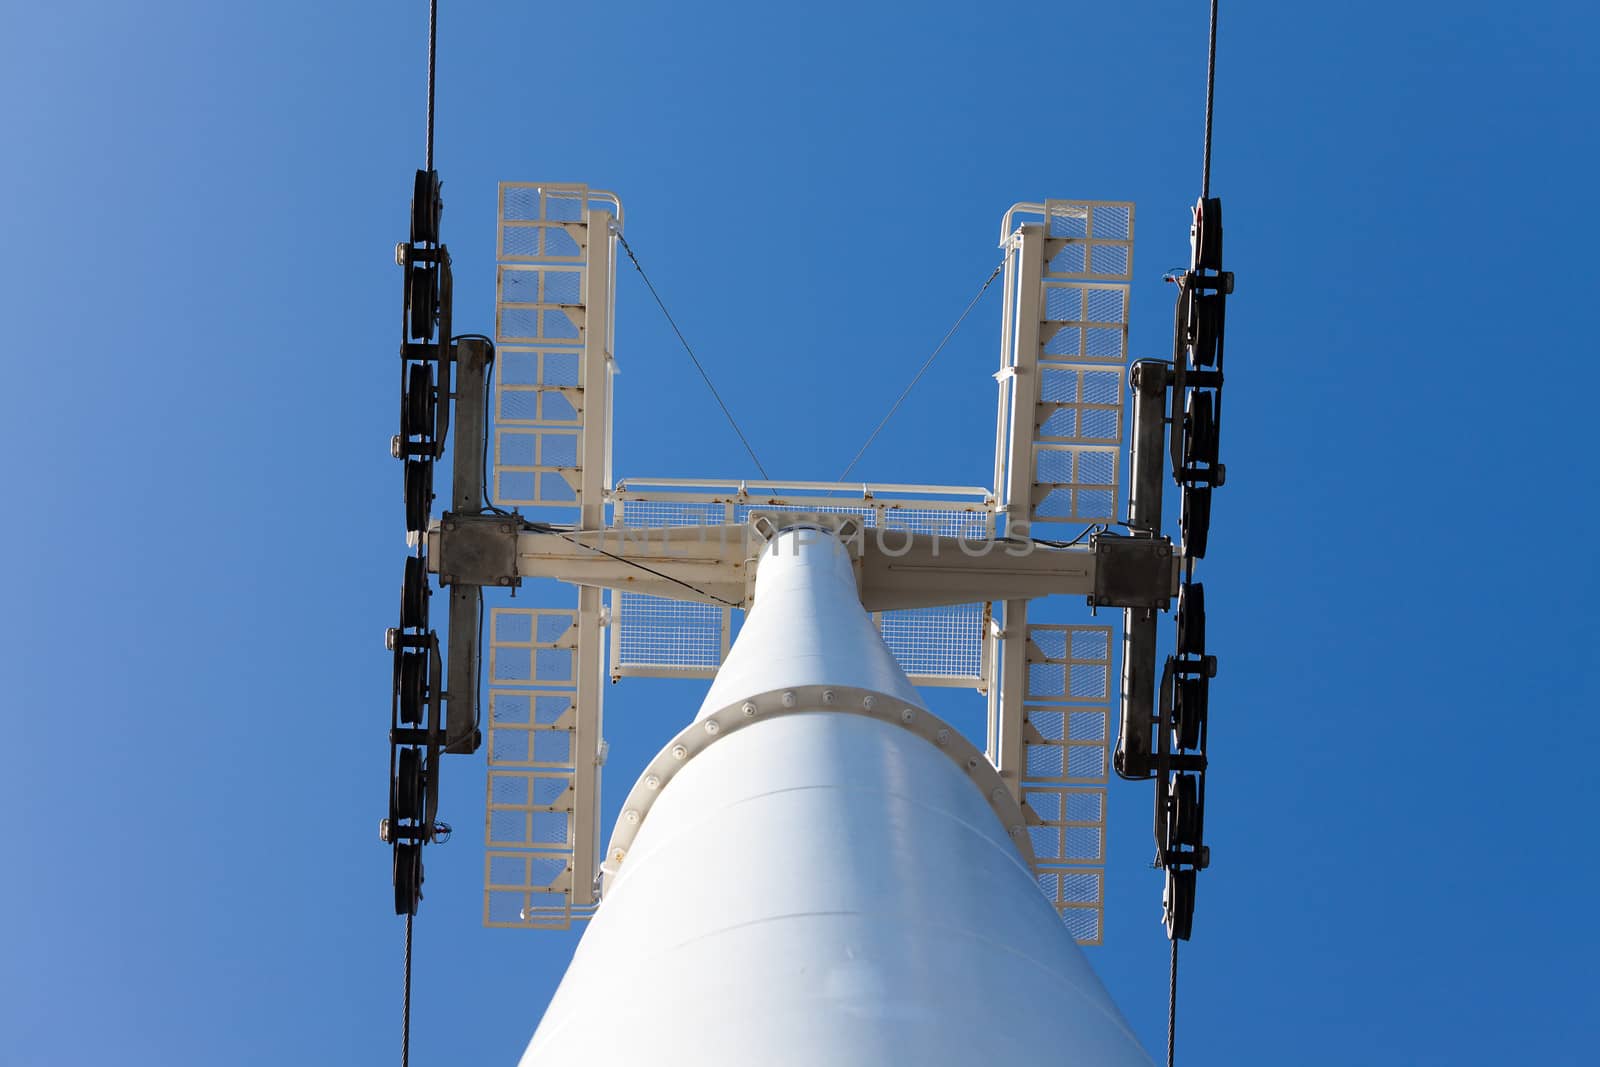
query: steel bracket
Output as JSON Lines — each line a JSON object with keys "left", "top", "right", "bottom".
{"left": 1086, "top": 533, "right": 1177, "bottom": 610}
{"left": 437, "top": 513, "right": 523, "bottom": 588}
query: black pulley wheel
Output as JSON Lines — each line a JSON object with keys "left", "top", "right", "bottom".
{"left": 394, "top": 842, "right": 423, "bottom": 916}
{"left": 410, "top": 169, "right": 442, "bottom": 246}
{"left": 394, "top": 746, "right": 425, "bottom": 823}
{"left": 398, "top": 650, "right": 427, "bottom": 724}
{"left": 1184, "top": 391, "right": 1218, "bottom": 468}
{"left": 1191, "top": 292, "right": 1224, "bottom": 367}
{"left": 1165, "top": 868, "right": 1196, "bottom": 941}
{"left": 403, "top": 362, "right": 433, "bottom": 439}
{"left": 406, "top": 263, "right": 437, "bottom": 341}
{"left": 1182, "top": 485, "right": 1212, "bottom": 559}
{"left": 1172, "top": 674, "right": 1207, "bottom": 751}
{"left": 1170, "top": 773, "right": 1203, "bottom": 848}
{"left": 400, "top": 555, "right": 428, "bottom": 630}
{"left": 1193, "top": 196, "right": 1223, "bottom": 271}
{"left": 404, "top": 459, "right": 432, "bottom": 534}
{"left": 1177, "top": 582, "right": 1207, "bottom": 657}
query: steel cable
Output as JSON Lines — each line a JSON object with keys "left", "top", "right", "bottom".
{"left": 1202, "top": 0, "right": 1218, "bottom": 199}
{"left": 1166, "top": 936, "right": 1178, "bottom": 1067}
{"left": 425, "top": 0, "right": 438, "bottom": 171}
{"left": 615, "top": 232, "right": 771, "bottom": 480}
{"left": 836, "top": 261, "right": 1003, "bottom": 482}
{"left": 402, "top": 912, "right": 414, "bottom": 1067}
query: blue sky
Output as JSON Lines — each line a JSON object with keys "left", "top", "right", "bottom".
{"left": 5, "top": 2, "right": 1596, "bottom": 1064}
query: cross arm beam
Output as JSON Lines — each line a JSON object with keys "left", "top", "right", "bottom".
{"left": 433, "top": 519, "right": 1180, "bottom": 615}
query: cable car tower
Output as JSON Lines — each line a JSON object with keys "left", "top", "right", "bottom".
{"left": 380, "top": 8, "right": 1233, "bottom": 1066}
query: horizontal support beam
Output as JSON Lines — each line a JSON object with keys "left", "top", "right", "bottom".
{"left": 858, "top": 537, "right": 1095, "bottom": 611}
{"left": 482, "top": 522, "right": 1179, "bottom": 613}
{"left": 515, "top": 525, "right": 750, "bottom": 607}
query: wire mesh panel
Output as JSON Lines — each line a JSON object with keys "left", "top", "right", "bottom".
{"left": 1000, "top": 199, "right": 1133, "bottom": 535}
{"left": 1019, "top": 623, "right": 1112, "bottom": 945}
{"left": 484, "top": 606, "right": 581, "bottom": 928}
{"left": 608, "top": 498, "right": 735, "bottom": 680}
{"left": 1043, "top": 200, "right": 1133, "bottom": 282}
{"left": 485, "top": 851, "right": 575, "bottom": 929}
{"left": 614, "top": 593, "right": 725, "bottom": 676}
{"left": 493, "top": 183, "right": 617, "bottom": 517}
{"left": 990, "top": 205, "right": 1132, "bottom": 943}
{"left": 608, "top": 481, "right": 997, "bottom": 687}
{"left": 877, "top": 602, "right": 986, "bottom": 687}
{"left": 1037, "top": 868, "right": 1104, "bottom": 945}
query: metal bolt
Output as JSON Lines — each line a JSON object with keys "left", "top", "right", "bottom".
{"left": 378, "top": 818, "right": 392, "bottom": 843}
{"left": 671, "top": 745, "right": 688, "bottom": 761}
{"left": 821, "top": 689, "right": 836, "bottom": 704}
{"left": 390, "top": 434, "right": 404, "bottom": 459}
{"left": 704, "top": 719, "right": 720, "bottom": 736}
{"left": 781, "top": 691, "right": 797, "bottom": 708}
{"left": 966, "top": 756, "right": 981, "bottom": 771}
{"left": 385, "top": 627, "right": 398, "bottom": 651}
{"left": 394, "top": 242, "right": 408, "bottom": 266}
{"left": 991, "top": 787, "right": 1007, "bottom": 805}
{"left": 1009, "top": 825, "right": 1024, "bottom": 838}
{"left": 936, "top": 729, "right": 950, "bottom": 746}
{"left": 742, "top": 702, "right": 757, "bottom": 718}
{"left": 900, "top": 708, "right": 916, "bottom": 724}
{"left": 862, "top": 695, "right": 876, "bottom": 711}
{"left": 623, "top": 809, "right": 639, "bottom": 824}
{"left": 644, "top": 774, "right": 661, "bottom": 790}
{"left": 443, "top": 521, "right": 455, "bottom": 532}
{"left": 611, "top": 848, "right": 626, "bottom": 862}
{"left": 499, "top": 576, "right": 512, "bottom": 586}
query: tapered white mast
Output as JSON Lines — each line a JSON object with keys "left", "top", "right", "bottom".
{"left": 519, "top": 528, "right": 1152, "bottom": 1067}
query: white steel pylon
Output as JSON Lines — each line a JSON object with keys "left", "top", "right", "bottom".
{"left": 420, "top": 186, "right": 1177, "bottom": 1063}
{"left": 519, "top": 528, "right": 1153, "bottom": 1067}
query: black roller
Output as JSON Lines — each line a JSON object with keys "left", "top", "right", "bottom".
{"left": 1165, "top": 867, "right": 1196, "bottom": 942}
{"left": 393, "top": 841, "right": 423, "bottom": 916}
{"left": 394, "top": 746, "right": 425, "bottom": 823}
{"left": 410, "top": 169, "right": 442, "bottom": 246}
{"left": 1172, "top": 674, "right": 1208, "bottom": 751}
{"left": 1191, "top": 291, "right": 1225, "bottom": 368}
{"left": 1193, "top": 196, "right": 1223, "bottom": 272}
{"left": 403, "top": 362, "right": 434, "bottom": 439}
{"left": 398, "top": 650, "right": 427, "bottom": 724}
{"left": 1177, "top": 582, "right": 1207, "bottom": 657}
{"left": 404, "top": 459, "right": 432, "bottom": 534}
{"left": 1182, "top": 484, "right": 1212, "bottom": 559}
{"left": 400, "top": 555, "right": 428, "bottom": 630}
{"left": 1184, "top": 391, "right": 1218, "bottom": 469}
{"left": 406, "top": 263, "right": 437, "bottom": 341}
{"left": 1169, "top": 773, "right": 1203, "bottom": 848}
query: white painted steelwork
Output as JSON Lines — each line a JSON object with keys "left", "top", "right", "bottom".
{"left": 518, "top": 530, "right": 1152, "bottom": 1066}
{"left": 484, "top": 182, "right": 621, "bottom": 923}
{"left": 608, "top": 479, "right": 994, "bottom": 686}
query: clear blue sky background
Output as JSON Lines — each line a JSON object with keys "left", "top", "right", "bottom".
{"left": 5, "top": 2, "right": 1596, "bottom": 1064}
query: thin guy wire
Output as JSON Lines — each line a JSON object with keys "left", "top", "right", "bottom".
{"left": 402, "top": 911, "right": 414, "bottom": 1067}
{"left": 614, "top": 232, "right": 770, "bottom": 479}
{"left": 1167, "top": 936, "right": 1178, "bottom": 1067}
{"left": 425, "top": 0, "right": 438, "bottom": 170}
{"left": 836, "top": 261, "right": 1004, "bottom": 482}
{"left": 1202, "top": 0, "right": 1218, "bottom": 199}
{"left": 550, "top": 528, "right": 740, "bottom": 608}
